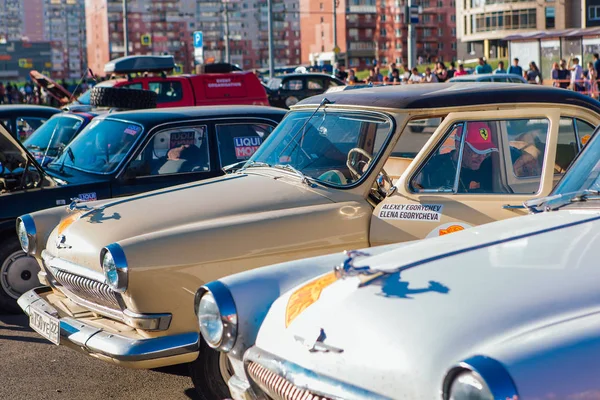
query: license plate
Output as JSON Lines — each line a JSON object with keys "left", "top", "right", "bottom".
{"left": 29, "top": 305, "right": 60, "bottom": 345}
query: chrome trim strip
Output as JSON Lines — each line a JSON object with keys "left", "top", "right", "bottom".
{"left": 122, "top": 309, "right": 172, "bottom": 331}
{"left": 101, "top": 243, "right": 128, "bottom": 292}
{"left": 196, "top": 281, "right": 238, "bottom": 352}
{"left": 17, "top": 215, "right": 37, "bottom": 254}
{"left": 244, "top": 346, "right": 391, "bottom": 400}
{"left": 18, "top": 287, "right": 199, "bottom": 362}
{"left": 442, "top": 355, "right": 519, "bottom": 400}
{"left": 42, "top": 250, "right": 106, "bottom": 283}
{"left": 56, "top": 285, "right": 124, "bottom": 321}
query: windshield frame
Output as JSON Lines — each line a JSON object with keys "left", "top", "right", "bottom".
{"left": 47, "top": 116, "right": 145, "bottom": 176}
{"left": 23, "top": 113, "right": 86, "bottom": 150}
{"left": 244, "top": 108, "right": 396, "bottom": 190}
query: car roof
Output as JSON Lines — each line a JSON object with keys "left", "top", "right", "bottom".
{"left": 449, "top": 73, "right": 525, "bottom": 81}
{"left": 100, "top": 105, "right": 287, "bottom": 126}
{"left": 297, "top": 82, "right": 600, "bottom": 113}
{"left": 274, "top": 73, "right": 340, "bottom": 80}
{"left": 0, "top": 105, "right": 60, "bottom": 115}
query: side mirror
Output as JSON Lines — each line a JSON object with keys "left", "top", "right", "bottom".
{"left": 377, "top": 172, "right": 397, "bottom": 198}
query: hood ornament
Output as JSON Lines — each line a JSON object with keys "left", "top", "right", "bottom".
{"left": 294, "top": 328, "right": 343, "bottom": 353}
{"left": 334, "top": 250, "right": 374, "bottom": 279}
{"left": 67, "top": 198, "right": 95, "bottom": 212}
{"left": 55, "top": 234, "right": 70, "bottom": 249}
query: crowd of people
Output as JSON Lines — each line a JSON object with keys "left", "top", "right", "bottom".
{"left": 0, "top": 79, "right": 92, "bottom": 106}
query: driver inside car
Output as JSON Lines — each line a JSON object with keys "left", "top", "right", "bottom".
{"left": 413, "top": 121, "right": 498, "bottom": 192}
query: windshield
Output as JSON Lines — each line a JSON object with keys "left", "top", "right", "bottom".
{"left": 552, "top": 126, "right": 600, "bottom": 195}
{"left": 248, "top": 110, "right": 393, "bottom": 186}
{"left": 48, "top": 118, "right": 143, "bottom": 174}
{"left": 23, "top": 115, "right": 84, "bottom": 157}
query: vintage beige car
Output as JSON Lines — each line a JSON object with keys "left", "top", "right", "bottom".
{"left": 16, "top": 84, "right": 600, "bottom": 399}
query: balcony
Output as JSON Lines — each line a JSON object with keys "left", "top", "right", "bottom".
{"left": 347, "top": 5, "right": 377, "bottom": 13}
{"left": 348, "top": 42, "right": 375, "bottom": 51}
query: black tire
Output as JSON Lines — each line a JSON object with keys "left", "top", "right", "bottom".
{"left": 89, "top": 86, "right": 157, "bottom": 109}
{"left": 189, "top": 339, "right": 233, "bottom": 400}
{"left": 0, "top": 236, "right": 40, "bottom": 314}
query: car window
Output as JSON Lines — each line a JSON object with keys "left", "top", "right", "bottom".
{"left": 282, "top": 79, "right": 303, "bottom": 91}
{"left": 23, "top": 115, "right": 84, "bottom": 158}
{"left": 555, "top": 118, "right": 581, "bottom": 175}
{"left": 576, "top": 118, "right": 595, "bottom": 147}
{"left": 411, "top": 118, "right": 549, "bottom": 194}
{"left": 149, "top": 81, "right": 183, "bottom": 102}
{"left": 509, "top": 77, "right": 524, "bottom": 83}
{"left": 392, "top": 117, "right": 444, "bottom": 158}
{"left": 216, "top": 123, "right": 274, "bottom": 168}
{"left": 122, "top": 83, "right": 143, "bottom": 90}
{"left": 130, "top": 125, "right": 210, "bottom": 176}
{"left": 307, "top": 78, "right": 325, "bottom": 90}
{"left": 16, "top": 117, "right": 48, "bottom": 141}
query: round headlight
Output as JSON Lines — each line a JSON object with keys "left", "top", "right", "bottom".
{"left": 449, "top": 371, "right": 494, "bottom": 400}
{"left": 195, "top": 281, "right": 238, "bottom": 351}
{"left": 198, "top": 292, "right": 224, "bottom": 347}
{"left": 100, "top": 243, "right": 128, "bottom": 292}
{"left": 16, "top": 215, "right": 36, "bottom": 255}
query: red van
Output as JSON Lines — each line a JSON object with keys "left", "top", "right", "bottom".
{"left": 35, "top": 56, "right": 269, "bottom": 109}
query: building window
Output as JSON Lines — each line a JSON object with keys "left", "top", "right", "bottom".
{"left": 546, "top": 7, "right": 555, "bottom": 29}
{"left": 380, "top": 28, "right": 387, "bottom": 36}
{"left": 590, "top": 6, "right": 600, "bottom": 21}
{"left": 395, "top": 28, "right": 402, "bottom": 36}
{"left": 438, "top": 14, "right": 444, "bottom": 22}
{"left": 438, "top": 28, "right": 443, "bottom": 36}
{"left": 450, "top": 14, "right": 455, "bottom": 22}
{"left": 438, "top": 0, "right": 443, "bottom": 6}
{"left": 451, "top": 27, "right": 456, "bottom": 36}
{"left": 381, "top": 14, "right": 386, "bottom": 21}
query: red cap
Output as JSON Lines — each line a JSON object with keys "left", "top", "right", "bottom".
{"left": 458, "top": 121, "right": 498, "bottom": 155}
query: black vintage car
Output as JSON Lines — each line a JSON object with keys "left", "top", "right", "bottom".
{"left": 0, "top": 105, "right": 286, "bottom": 312}
{"left": 265, "top": 73, "right": 345, "bottom": 108}
{"left": 0, "top": 105, "right": 61, "bottom": 142}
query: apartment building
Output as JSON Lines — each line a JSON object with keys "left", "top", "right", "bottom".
{"left": 457, "top": 0, "right": 581, "bottom": 61}
{"left": 302, "top": 0, "right": 457, "bottom": 71}
{"left": 86, "top": 0, "right": 196, "bottom": 75}
{"left": 194, "top": 0, "right": 301, "bottom": 69}
{"left": 0, "top": 0, "right": 24, "bottom": 43}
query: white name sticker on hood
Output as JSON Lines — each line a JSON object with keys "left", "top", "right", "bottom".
{"left": 378, "top": 203, "right": 443, "bottom": 222}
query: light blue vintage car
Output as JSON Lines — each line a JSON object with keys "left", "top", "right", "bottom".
{"left": 195, "top": 125, "right": 600, "bottom": 399}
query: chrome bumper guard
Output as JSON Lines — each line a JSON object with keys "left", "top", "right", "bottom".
{"left": 18, "top": 287, "right": 199, "bottom": 362}
{"left": 243, "top": 346, "right": 391, "bottom": 400}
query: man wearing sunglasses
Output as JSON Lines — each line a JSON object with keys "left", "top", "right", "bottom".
{"left": 413, "top": 121, "right": 498, "bottom": 192}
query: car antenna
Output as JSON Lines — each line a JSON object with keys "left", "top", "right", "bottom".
{"left": 68, "top": 67, "right": 95, "bottom": 105}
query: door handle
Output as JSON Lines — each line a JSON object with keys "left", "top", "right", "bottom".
{"left": 502, "top": 204, "right": 526, "bottom": 210}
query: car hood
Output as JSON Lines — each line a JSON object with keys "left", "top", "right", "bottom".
{"left": 255, "top": 209, "right": 600, "bottom": 399}
{"left": 47, "top": 172, "right": 333, "bottom": 272}
{"left": 0, "top": 122, "right": 46, "bottom": 176}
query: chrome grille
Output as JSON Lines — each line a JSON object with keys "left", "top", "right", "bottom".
{"left": 248, "top": 361, "right": 332, "bottom": 400}
{"left": 53, "top": 269, "right": 120, "bottom": 311}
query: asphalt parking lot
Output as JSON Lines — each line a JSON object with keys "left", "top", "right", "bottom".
{"left": 0, "top": 313, "right": 200, "bottom": 400}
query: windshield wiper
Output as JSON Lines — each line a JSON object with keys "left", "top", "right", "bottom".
{"left": 278, "top": 97, "right": 331, "bottom": 159}
{"left": 239, "top": 160, "right": 271, "bottom": 172}
{"left": 525, "top": 189, "right": 600, "bottom": 213}
{"left": 59, "top": 147, "right": 75, "bottom": 174}
{"left": 273, "top": 164, "right": 314, "bottom": 186}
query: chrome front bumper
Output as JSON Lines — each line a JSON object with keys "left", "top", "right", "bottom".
{"left": 18, "top": 287, "right": 199, "bottom": 363}
{"left": 228, "top": 346, "right": 391, "bottom": 400}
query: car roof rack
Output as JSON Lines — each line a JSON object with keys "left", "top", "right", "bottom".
{"left": 104, "top": 55, "right": 175, "bottom": 75}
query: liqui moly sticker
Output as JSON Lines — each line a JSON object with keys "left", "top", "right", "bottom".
{"left": 378, "top": 204, "right": 444, "bottom": 222}
{"left": 234, "top": 136, "right": 262, "bottom": 159}
{"left": 78, "top": 192, "right": 97, "bottom": 202}
{"left": 170, "top": 131, "right": 197, "bottom": 147}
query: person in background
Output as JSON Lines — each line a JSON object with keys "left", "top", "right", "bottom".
{"left": 526, "top": 61, "right": 542, "bottom": 84}
{"left": 475, "top": 57, "right": 492, "bottom": 74}
{"left": 373, "top": 66, "right": 383, "bottom": 82}
{"left": 551, "top": 62, "right": 560, "bottom": 87}
{"left": 335, "top": 64, "right": 348, "bottom": 81}
{"left": 568, "top": 57, "right": 584, "bottom": 92}
{"left": 557, "top": 59, "right": 570, "bottom": 89}
{"left": 387, "top": 63, "right": 397, "bottom": 80}
{"left": 6, "top": 82, "right": 13, "bottom": 104}
{"left": 402, "top": 64, "right": 411, "bottom": 81}
{"left": 346, "top": 69, "right": 358, "bottom": 85}
{"left": 507, "top": 58, "right": 523, "bottom": 77}
{"left": 390, "top": 68, "right": 402, "bottom": 84}
{"left": 447, "top": 62, "right": 456, "bottom": 79}
{"left": 435, "top": 62, "right": 448, "bottom": 82}
{"left": 0, "top": 82, "right": 5, "bottom": 104}
{"left": 594, "top": 53, "right": 600, "bottom": 82}
{"left": 454, "top": 63, "right": 468, "bottom": 77}
{"left": 408, "top": 67, "right": 423, "bottom": 84}
{"left": 586, "top": 61, "right": 598, "bottom": 98}
{"left": 494, "top": 61, "right": 506, "bottom": 74}
{"left": 424, "top": 67, "right": 439, "bottom": 83}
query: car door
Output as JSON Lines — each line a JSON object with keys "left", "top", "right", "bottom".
{"left": 111, "top": 122, "right": 221, "bottom": 197}
{"left": 369, "top": 109, "right": 561, "bottom": 246}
